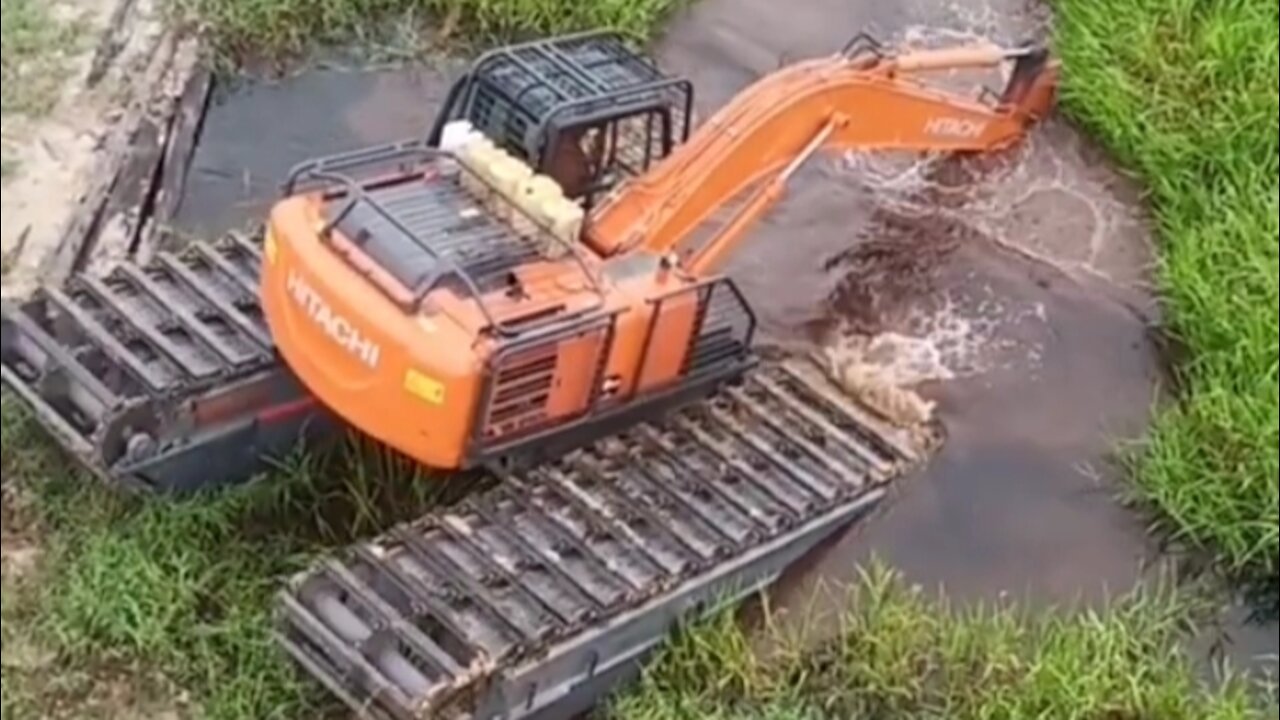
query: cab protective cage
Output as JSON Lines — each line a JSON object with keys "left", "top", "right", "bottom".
{"left": 427, "top": 30, "right": 695, "bottom": 196}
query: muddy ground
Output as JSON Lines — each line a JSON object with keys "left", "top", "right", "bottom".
{"left": 2, "top": 0, "right": 1275, "bottom": 708}
{"left": 0, "top": 0, "right": 202, "bottom": 298}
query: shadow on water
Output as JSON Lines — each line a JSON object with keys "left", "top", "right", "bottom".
{"left": 169, "top": 0, "right": 1277, "bottom": 685}
{"left": 1253, "top": 576, "right": 1280, "bottom": 622}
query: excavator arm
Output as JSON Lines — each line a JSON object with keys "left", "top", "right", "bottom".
{"left": 586, "top": 43, "right": 1058, "bottom": 275}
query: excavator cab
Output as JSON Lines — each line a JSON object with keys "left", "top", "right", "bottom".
{"left": 428, "top": 31, "right": 695, "bottom": 207}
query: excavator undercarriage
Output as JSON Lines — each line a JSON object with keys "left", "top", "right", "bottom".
{"left": 1, "top": 230, "right": 937, "bottom": 718}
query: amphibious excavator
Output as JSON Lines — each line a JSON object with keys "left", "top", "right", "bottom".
{"left": 1, "top": 31, "right": 1056, "bottom": 719}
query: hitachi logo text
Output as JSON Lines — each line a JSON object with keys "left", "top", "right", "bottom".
{"left": 925, "top": 116, "right": 988, "bottom": 139}
{"left": 286, "top": 270, "right": 381, "bottom": 368}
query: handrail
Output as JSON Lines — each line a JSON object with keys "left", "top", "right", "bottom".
{"left": 283, "top": 139, "right": 432, "bottom": 196}
{"left": 280, "top": 140, "right": 609, "bottom": 339}
{"left": 634, "top": 274, "right": 757, "bottom": 396}
{"left": 657, "top": 275, "right": 758, "bottom": 348}
{"left": 841, "top": 32, "right": 885, "bottom": 62}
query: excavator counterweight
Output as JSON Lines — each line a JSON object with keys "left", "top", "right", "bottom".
{"left": 0, "top": 30, "right": 1055, "bottom": 719}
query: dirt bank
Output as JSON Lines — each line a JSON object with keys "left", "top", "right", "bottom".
{"left": 1, "top": 0, "right": 200, "bottom": 299}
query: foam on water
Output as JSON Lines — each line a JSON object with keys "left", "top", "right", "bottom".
{"left": 817, "top": 280, "right": 1052, "bottom": 425}
{"left": 840, "top": 122, "right": 1155, "bottom": 303}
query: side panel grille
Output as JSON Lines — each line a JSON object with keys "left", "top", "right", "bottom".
{"left": 480, "top": 323, "right": 613, "bottom": 443}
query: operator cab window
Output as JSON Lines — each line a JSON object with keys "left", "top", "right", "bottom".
{"left": 543, "top": 107, "right": 674, "bottom": 207}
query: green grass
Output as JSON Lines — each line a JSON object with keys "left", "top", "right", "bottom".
{"left": 609, "top": 563, "right": 1275, "bottom": 720}
{"left": 1053, "top": 0, "right": 1279, "bottom": 581}
{"left": 1, "top": 0, "right": 82, "bottom": 118}
{"left": 169, "top": 0, "right": 684, "bottom": 67}
{"left": 9, "top": 391, "right": 1268, "bottom": 720}
{"left": 1, "top": 579, "right": 29, "bottom": 717}
{"left": 1, "top": 391, "right": 471, "bottom": 719}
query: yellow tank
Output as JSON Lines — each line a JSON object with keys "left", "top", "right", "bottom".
{"left": 456, "top": 137, "right": 498, "bottom": 202}
{"left": 512, "top": 175, "right": 563, "bottom": 239}
{"left": 538, "top": 196, "right": 585, "bottom": 250}
{"left": 487, "top": 154, "right": 533, "bottom": 222}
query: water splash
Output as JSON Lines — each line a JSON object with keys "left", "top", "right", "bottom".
{"left": 818, "top": 334, "right": 939, "bottom": 427}
{"left": 839, "top": 16, "right": 1155, "bottom": 298}
{"left": 816, "top": 35, "right": 1159, "bottom": 427}
{"left": 822, "top": 281, "right": 1042, "bottom": 379}
{"left": 791, "top": 18, "right": 1154, "bottom": 429}
{"left": 843, "top": 130, "right": 1152, "bottom": 299}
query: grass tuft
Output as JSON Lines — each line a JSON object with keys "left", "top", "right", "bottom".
{"left": 610, "top": 563, "right": 1274, "bottom": 720}
{"left": 0, "top": 0, "right": 83, "bottom": 118}
{"left": 1054, "top": 0, "right": 1279, "bottom": 581}
{"left": 167, "top": 0, "right": 685, "bottom": 68}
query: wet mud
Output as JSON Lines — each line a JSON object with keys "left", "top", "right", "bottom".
{"left": 166, "top": 0, "right": 1276, "bottom": 681}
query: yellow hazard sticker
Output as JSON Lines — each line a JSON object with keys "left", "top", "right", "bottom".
{"left": 404, "top": 369, "right": 446, "bottom": 405}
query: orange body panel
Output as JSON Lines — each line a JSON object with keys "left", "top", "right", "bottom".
{"left": 261, "top": 198, "right": 485, "bottom": 468}
{"left": 635, "top": 291, "right": 698, "bottom": 393}
{"left": 262, "top": 194, "right": 706, "bottom": 470}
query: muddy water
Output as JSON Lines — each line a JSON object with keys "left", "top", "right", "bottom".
{"left": 172, "top": 61, "right": 461, "bottom": 238}
{"left": 655, "top": 0, "right": 1278, "bottom": 678}
{"left": 660, "top": 0, "right": 1161, "bottom": 605}
{"left": 170, "top": 0, "right": 1276, "bottom": 682}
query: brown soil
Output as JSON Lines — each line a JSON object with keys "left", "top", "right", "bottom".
{"left": 1, "top": 484, "right": 41, "bottom": 580}
{"left": 0, "top": 0, "right": 193, "bottom": 299}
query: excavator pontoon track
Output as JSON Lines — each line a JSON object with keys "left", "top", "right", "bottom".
{"left": 1, "top": 231, "right": 331, "bottom": 493}
{"left": 276, "top": 359, "right": 936, "bottom": 720}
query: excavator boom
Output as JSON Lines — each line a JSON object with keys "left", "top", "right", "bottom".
{"left": 588, "top": 42, "right": 1057, "bottom": 274}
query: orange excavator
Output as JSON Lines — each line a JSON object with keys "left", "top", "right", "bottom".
{"left": 2, "top": 31, "right": 1056, "bottom": 719}
{"left": 263, "top": 32, "right": 1055, "bottom": 474}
